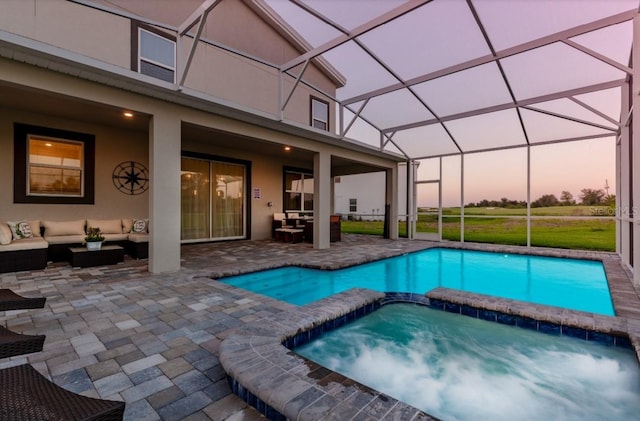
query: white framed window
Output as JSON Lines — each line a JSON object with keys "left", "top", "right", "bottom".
{"left": 284, "top": 168, "right": 314, "bottom": 214}
{"left": 138, "top": 28, "right": 176, "bottom": 83}
{"left": 14, "top": 123, "right": 95, "bottom": 204}
{"left": 311, "top": 97, "right": 329, "bottom": 131}
{"left": 349, "top": 198, "right": 357, "bottom": 213}
{"left": 28, "top": 136, "right": 83, "bottom": 197}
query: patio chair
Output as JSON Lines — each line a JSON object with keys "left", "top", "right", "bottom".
{"left": 285, "top": 212, "right": 306, "bottom": 229}
{"left": 0, "top": 364, "right": 125, "bottom": 420}
{"left": 0, "top": 325, "right": 45, "bottom": 359}
{"left": 272, "top": 213, "right": 293, "bottom": 239}
{"left": 0, "top": 289, "right": 46, "bottom": 312}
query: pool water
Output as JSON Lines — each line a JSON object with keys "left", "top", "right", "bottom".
{"left": 220, "top": 248, "right": 614, "bottom": 315}
{"left": 294, "top": 304, "right": 640, "bottom": 421}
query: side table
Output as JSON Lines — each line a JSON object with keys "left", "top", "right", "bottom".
{"left": 69, "top": 245, "right": 125, "bottom": 268}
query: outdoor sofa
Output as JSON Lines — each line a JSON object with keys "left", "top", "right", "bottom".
{"left": 0, "top": 218, "right": 149, "bottom": 273}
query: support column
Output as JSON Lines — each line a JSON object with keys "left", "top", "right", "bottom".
{"left": 460, "top": 154, "right": 465, "bottom": 243}
{"left": 407, "top": 161, "right": 415, "bottom": 239}
{"left": 149, "top": 111, "right": 181, "bottom": 273}
{"left": 313, "top": 151, "right": 331, "bottom": 249}
{"left": 526, "top": 145, "right": 531, "bottom": 248}
{"left": 386, "top": 166, "right": 399, "bottom": 240}
{"left": 620, "top": 81, "right": 631, "bottom": 263}
{"left": 633, "top": 15, "right": 640, "bottom": 287}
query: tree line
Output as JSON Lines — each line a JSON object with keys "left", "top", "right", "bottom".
{"left": 466, "top": 188, "right": 615, "bottom": 208}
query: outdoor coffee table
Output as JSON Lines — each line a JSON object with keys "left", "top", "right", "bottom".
{"left": 69, "top": 245, "right": 124, "bottom": 268}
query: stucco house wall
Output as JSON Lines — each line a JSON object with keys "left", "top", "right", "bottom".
{"left": 0, "top": 108, "right": 149, "bottom": 222}
{"left": 0, "top": 0, "right": 338, "bottom": 130}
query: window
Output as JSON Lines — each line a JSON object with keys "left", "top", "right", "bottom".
{"left": 181, "top": 153, "right": 250, "bottom": 242}
{"left": 14, "top": 123, "right": 95, "bottom": 204}
{"left": 311, "top": 97, "right": 329, "bottom": 131}
{"left": 28, "top": 137, "right": 83, "bottom": 196}
{"left": 349, "top": 198, "right": 357, "bottom": 213}
{"left": 284, "top": 168, "right": 313, "bottom": 214}
{"left": 132, "top": 23, "right": 176, "bottom": 83}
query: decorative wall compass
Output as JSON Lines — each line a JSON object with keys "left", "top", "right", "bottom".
{"left": 112, "top": 161, "right": 149, "bottom": 195}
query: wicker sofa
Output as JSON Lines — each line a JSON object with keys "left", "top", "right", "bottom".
{"left": 0, "top": 219, "right": 149, "bottom": 273}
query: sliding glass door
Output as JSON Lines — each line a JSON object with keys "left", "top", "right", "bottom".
{"left": 181, "top": 156, "right": 246, "bottom": 241}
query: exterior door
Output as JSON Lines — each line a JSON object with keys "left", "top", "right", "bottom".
{"left": 414, "top": 180, "right": 441, "bottom": 241}
{"left": 181, "top": 157, "right": 246, "bottom": 242}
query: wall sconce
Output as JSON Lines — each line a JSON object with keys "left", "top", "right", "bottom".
{"left": 267, "top": 201, "right": 273, "bottom": 207}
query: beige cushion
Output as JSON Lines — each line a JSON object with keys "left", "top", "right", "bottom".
{"left": 122, "top": 218, "right": 133, "bottom": 234}
{"left": 128, "top": 233, "right": 149, "bottom": 243}
{"left": 0, "top": 237, "right": 48, "bottom": 251}
{"left": 29, "top": 220, "right": 42, "bottom": 237}
{"left": 87, "top": 219, "right": 122, "bottom": 235}
{"left": 102, "top": 233, "right": 129, "bottom": 242}
{"left": 0, "top": 223, "right": 12, "bottom": 245}
{"left": 44, "top": 234, "right": 85, "bottom": 245}
{"left": 43, "top": 219, "right": 85, "bottom": 236}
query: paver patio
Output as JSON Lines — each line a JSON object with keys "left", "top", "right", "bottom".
{"left": 1, "top": 234, "right": 639, "bottom": 420}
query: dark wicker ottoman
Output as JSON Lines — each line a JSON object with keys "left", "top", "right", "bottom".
{"left": 0, "top": 364, "right": 125, "bottom": 420}
{"left": 0, "top": 289, "right": 46, "bottom": 311}
{"left": 0, "top": 326, "right": 45, "bottom": 359}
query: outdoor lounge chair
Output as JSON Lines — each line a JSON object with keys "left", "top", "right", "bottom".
{"left": 0, "top": 289, "right": 46, "bottom": 311}
{"left": 0, "top": 364, "right": 125, "bottom": 420}
{"left": 272, "top": 213, "right": 293, "bottom": 238}
{"left": 0, "top": 325, "right": 45, "bottom": 359}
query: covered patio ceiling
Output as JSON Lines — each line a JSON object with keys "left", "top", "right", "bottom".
{"left": 264, "top": 0, "right": 636, "bottom": 160}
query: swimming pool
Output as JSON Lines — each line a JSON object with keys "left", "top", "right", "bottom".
{"left": 294, "top": 304, "right": 640, "bottom": 421}
{"left": 220, "top": 248, "right": 613, "bottom": 315}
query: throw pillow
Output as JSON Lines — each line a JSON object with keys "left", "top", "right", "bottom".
{"left": 7, "top": 221, "right": 34, "bottom": 240}
{"left": 29, "top": 220, "right": 41, "bottom": 237}
{"left": 132, "top": 218, "right": 148, "bottom": 233}
{"left": 0, "top": 223, "right": 12, "bottom": 245}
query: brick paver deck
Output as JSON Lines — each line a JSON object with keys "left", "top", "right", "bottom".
{"left": 1, "top": 234, "right": 638, "bottom": 420}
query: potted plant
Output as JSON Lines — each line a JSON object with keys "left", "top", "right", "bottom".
{"left": 84, "top": 226, "right": 105, "bottom": 251}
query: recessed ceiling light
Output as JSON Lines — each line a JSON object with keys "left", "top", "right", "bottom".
{"left": 45, "top": 143, "right": 52, "bottom": 147}
{"left": 123, "top": 111, "right": 134, "bottom": 118}
{"left": 284, "top": 146, "right": 291, "bottom": 151}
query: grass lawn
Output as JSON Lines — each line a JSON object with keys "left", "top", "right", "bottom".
{"left": 341, "top": 206, "right": 615, "bottom": 251}
{"left": 440, "top": 205, "right": 613, "bottom": 217}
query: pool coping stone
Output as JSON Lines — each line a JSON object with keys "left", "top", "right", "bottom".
{"left": 220, "top": 284, "right": 640, "bottom": 420}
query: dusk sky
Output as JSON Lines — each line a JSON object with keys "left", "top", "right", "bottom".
{"left": 266, "top": 0, "right": 630, "bottom": 208}
{"left": 417, "top": 137, "right": 616, "bottom": 207}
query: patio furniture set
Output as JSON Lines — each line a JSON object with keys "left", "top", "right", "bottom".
{"left": 272, "top": 213, "right": 341, "bottom": 243}
{"left": 0, "top": 288, "right": 125, "bottom": 420}
{"left": 0, "top": 219, "right": 149, "bottom": 273}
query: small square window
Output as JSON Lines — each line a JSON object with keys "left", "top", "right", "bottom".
{"left": 14, "top": 123, "right": 95, "bottom": 204}
{"left": 132, "top": 24, "right": 176, "bottom": 83}
{"left": 311, "top": 97, "right": 329, "bottom": 131}
{"left": 28, "top": 137, "right": 83, "bottom": 196}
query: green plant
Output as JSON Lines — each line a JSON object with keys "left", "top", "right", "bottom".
{"left": 85, "top": 226, "right": 105, "bottom": 242}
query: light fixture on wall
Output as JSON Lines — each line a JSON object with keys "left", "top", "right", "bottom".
{"left": 123, "top": 111, "right": 134, "bottom": 118}
{"left": 284, "top": 146, "right": 291, "bottom": 151}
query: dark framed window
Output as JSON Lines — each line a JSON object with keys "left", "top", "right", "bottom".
{"left": 131, "top": 22, "right": 176, "bottom": 83}
{"left": 14, "top": 123, "right": 95, "bottom": 204}
{"left": 349, "top": 198, "right": 357, "bottom": 212}
{"left": 283, "top": 167, "right": 313, "bottom": 214}
{"left": 311, "top": 97, "right": 329, "bottom": 131}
